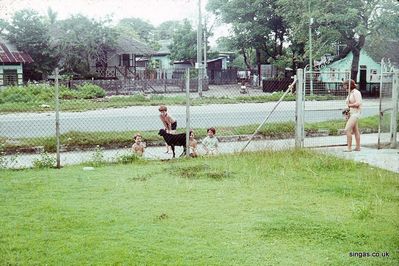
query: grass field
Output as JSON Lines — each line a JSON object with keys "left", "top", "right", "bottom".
{"left": 0, "top": 150, "right": 398, "bottom": 265}
{"left": 0, "top": 91, "right": 338, "bottom": 113}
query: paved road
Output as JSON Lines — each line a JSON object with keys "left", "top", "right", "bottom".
{"left": 0, "top": 100, "right": 380, "bottom": 138}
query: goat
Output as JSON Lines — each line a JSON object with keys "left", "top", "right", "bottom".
{"left": 158, "top": 129, "right": 187, "bottom": 158}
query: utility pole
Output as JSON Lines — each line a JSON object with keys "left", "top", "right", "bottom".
{"left": 196, "top": 0, "right": 203, "bottom": 97}
{"left": 203, "top": 17, "right": 207, "bottom": 81}
{"left": 308, "top": 2, "right": 314, "bottom": 95}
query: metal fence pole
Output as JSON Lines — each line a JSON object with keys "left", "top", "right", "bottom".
{"left": 197, "top": 0, "right": 203, "bottom": 97}
{"left": 390, "top": 71, "right": 398, "bottom": 148}
{"left": 55, "top": 67, "right": 61, "bottom": 168}
{"left": 378, "top": 59, "right": 384, "bottom": 149}
{"left": 295, "top": 68, "right": 304, "bottom": 148}
{"left": 185, "top": 68, "right": 191, "bottom": 157}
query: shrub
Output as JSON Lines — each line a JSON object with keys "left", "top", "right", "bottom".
{"left": 0, "top": 84, "right": 70, "bottom": 104}
{"left": 0, "top": 87, "right": 31, "bottom": 103}
{"left": 115, "top": 153, "right": 141, "bottom": 164}
{"left": 60, "top": 88, "right": 79, "bottom": 99}
{"left": 86, "top": 145, "right": 107, "bottom": 166}
{"left": 32, "top": 151, "right": 56, "bottom": 169}
{"left": 76, "top": 83, "right": 106, "bottom": 99}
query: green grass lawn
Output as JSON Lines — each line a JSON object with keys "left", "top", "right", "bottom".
{"left": 0, "top": 150, "right": 398, "bottom": 265}
{"left": 0, "top": 92, "right": 339, "bottom": 113}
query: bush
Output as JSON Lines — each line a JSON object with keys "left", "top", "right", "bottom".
{"left": 0, "top": 84, "right": 70, "bottom": 104}
{"left": 0, "top": 83, "right": 105, "bottom": 104}
{"left": 0, "top": 88, "right": 32, "bottom": 103}
{"left": 115, "top": 153, "right": 141, "bottom": 164}
{"left": 32, "top": 151, "right": 56, "bottom": 169}
{"left": 76, "top": 83, "right": 106, "bottom": 99}
{"left": 60, "top": 88, "right": 79, "bottom": 99}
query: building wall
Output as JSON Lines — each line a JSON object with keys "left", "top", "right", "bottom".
{"left": 319, "top": 50, "right": 381, "bottom": 83}
{"left": 152, "top": 55, "right": 172, "bottom": 70}
{"left": 0, "top": 64, "right": 23, "bottom": 86}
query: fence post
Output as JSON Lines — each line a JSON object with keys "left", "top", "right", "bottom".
{"left": 55, "top": 67, "right": 61, "bottom": 168}
{"left": 185, "top": 68, "right": 191, "bottom": 157}
{"left": 390, "top": 72, "right": 398, "bottom": 148}
{"left": 295, "top": 68, "right": 304, "bottom": 148}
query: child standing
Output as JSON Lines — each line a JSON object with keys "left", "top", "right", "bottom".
{"left": 202, "top": 127, "right": 219, "bottom": 155}
{"left": 159, "top": 105, "right": 177, "bottom": 153}
{"left": 131, "top": 133, "right": 145, "bottom": 156}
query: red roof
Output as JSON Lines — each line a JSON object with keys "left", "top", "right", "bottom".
{"left": 0, "top": 42, "right": 34, "bottom": 63}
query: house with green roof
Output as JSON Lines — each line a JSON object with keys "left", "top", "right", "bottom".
{"left": 318, "top": 50, "right": 381, "bottom": 96}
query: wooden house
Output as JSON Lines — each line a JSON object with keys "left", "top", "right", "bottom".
{"left": 0, "top": 38, "right": 33, "bottom": 86}
{"left": 319, "top": 50, "right": 381, "bottom": 95}
{"left": 152, "top": 39, "right": 174, "bottom": 79}
{"left": 91, "top": 36, "right": 156, "bottom": 80}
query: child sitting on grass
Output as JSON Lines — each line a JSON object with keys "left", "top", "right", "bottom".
{"left": 189, "top": 130, "right": 198, "bottom": 157}
{"left": 131, "top": 133, "right": 145, "bottom": 156}
{"left": 202, "top": 127, "right": 219, "bottom": 155}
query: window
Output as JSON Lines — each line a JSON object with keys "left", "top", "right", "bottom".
{"left": 4, "top": 69, "right": 18, "bottom": 86}
{"left": 370, "top": 69, "right": 378, "bottom": 82}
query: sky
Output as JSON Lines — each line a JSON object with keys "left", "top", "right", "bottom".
{"left": 0, "top": 0, "right": 229, "bottom": 46}
{"left": 1, "top": 0, "right": 200, "bottom": 26}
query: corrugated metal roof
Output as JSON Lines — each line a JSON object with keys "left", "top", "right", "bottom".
{"left": 0, "top": 39, "right": 34, "bottom": 63}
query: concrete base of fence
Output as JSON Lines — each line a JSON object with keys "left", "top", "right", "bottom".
{"left": 3, "top": 133, "right": 398, "bottom": 172}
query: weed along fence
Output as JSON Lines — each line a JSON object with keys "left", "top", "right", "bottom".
{"left": 0, "top": 67, "right": 397, "bottom": 169}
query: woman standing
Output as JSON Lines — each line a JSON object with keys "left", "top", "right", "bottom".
{"left": 343, "top": 79, "right": 362, "bottom": 152}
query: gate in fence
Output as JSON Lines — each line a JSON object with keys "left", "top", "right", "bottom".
{"left": 378, "top": 59, "right": 398, "bottom": 149}
{"left": 301, "top": 67, "right": 351, "bottom": 148}
{"left": 295, "top": 63, "right": 398, "bottom": 149}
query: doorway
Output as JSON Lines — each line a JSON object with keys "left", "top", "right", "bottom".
{"left": 359, "top": 65, "right": 367, "bottom": 91}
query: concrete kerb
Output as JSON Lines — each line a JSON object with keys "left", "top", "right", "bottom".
{"left": 2, "top": 133, "right": 398, "bottom": 173}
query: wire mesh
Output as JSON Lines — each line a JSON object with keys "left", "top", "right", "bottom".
{"left": 378, "top": 72, "right": 394, "bottom": 149}
{"left": 2, "top": 66, "right": 392, "bottom": 168}
{"left": 0, "top": 70, "right": 298, "bottom": 168}
{"left": 303, "top": 70, "right": 351, "bottom": 147}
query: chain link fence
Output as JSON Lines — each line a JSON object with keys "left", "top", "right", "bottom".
{"left": 0, "top": 69, "right": 298, "bottom": 168}
{"left": 378, "top": 59, "right": 399, "bottom": 149}
{"left": 1, "top": 64, "right": 396, "bottom": 169}
{"left": 303, "top": 68, "right": 351, "bottom": 148}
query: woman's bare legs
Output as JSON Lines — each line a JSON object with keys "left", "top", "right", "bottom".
{"left": 344, "top": 116, "right": 357, "bottom": 151}
{"left": 353, "top": 121, "right": 361, "bottom": 151}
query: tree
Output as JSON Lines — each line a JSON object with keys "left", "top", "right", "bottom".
{"left": 115, "top": 17, "right": 163, "bottom": 50}
{"left": 7, "top": 10, "right": 118, "bottom": 79}
{"left": 117, "top": 18, "right": 155, "bottom": 42}
{"left": 278, "top": 0, "right": 399, "bottom": 79}
{"left": 207, "top": 0, "right": 288, "bottom": 72}
{"left": 154, "top": 20, "right": 180, "bottom": 41}
{"left": 168, "top": 20, "right": 197, "bottom": 65}
{"left": 6, "top": 9, "right": 58, "bottom": 80}
{"left": 364, "top": 0, "right": 399, "bottom": 64}
{"left": 0, "top": 18, "right": 8, "bottom": 34}
{"left": 53, "top": 15, "right": 117, "bottom": 77}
